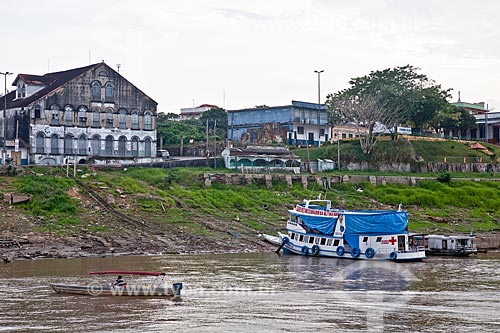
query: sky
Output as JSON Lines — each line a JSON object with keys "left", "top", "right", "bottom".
{"left": 2, "top": 0, "right": 500, "bottom": 113}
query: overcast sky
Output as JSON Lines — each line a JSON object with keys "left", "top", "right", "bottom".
{"left": 2, "top": 0, "right": 500, "bottom": 113}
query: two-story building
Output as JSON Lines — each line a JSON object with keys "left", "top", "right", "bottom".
{"left": 227, "top": 101, "right": 329, "bottom": 146}
{"left": 0, "top": 62, "right": 158, "bottom": 165}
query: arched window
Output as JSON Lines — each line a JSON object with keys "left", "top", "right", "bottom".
{"left": 131, "top": 110, "right": 139, "bottom": 129}
{"left": 35, "top": 133, "right": 45, "bottom": 154}
{"left": 78, "top": 106, "right": 88, "bottom": 126}
{"left": 131, "top": 136, "right": 139, "bottom": 157}
{"left": 91, "top": 135, "right": 101, "bottom": 156}
{"left": 105, "top": 135, "right": 114, "bottom": 156}
{"left": 144, "top": 111, "right": 152, "bottom": 130}
{"left": 91, "top": 81, "right": 101, "bottom": 100}
{"left": 105, "top": 109, "right": 114, "bottom": 128}
{"left": 92, "top": 107, "right": 101, "bottom": 127}
{"left": 64, "top": 105, "right": 73, "bottom": 126}
{"left": 51, "top": 104, "right": 60, "bottom": 125}
{"left": 105, "top": 82, "right": 114, "bottom": 101}
{"left": 65, "top": 134, "right": 74, "bottom": 155}
{"left": 50, "top": 134, "right": 59, "bottom": 154}
{"left": 144, "top": 137, "right": 152, "bottom": 157}
{"left": 118, "top": 136, "right": 127, "bottom": 156}
{"left": 78, "top": 134, "right": 87, "bottom": 155}
{"left": 118, "top": 108, "right": 127, "bottom": 129}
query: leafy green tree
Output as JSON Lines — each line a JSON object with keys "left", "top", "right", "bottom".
{"left": 327, "top": 65, "right": 451, "bottom": 133}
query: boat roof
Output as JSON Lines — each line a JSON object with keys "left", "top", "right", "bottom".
{"left": 89, "top": 270, "right": 165, "bottom": 276}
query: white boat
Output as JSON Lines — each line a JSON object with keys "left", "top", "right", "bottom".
{"left": 277, "top": 198, "right": 426, "bottom": 262}
{"left": 259, "top": 233, "right": 281, "bottom": 245}
{"left": 423, "top": 234, "right": 478, "bottom": 256}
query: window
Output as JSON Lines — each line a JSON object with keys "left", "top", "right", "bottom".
{"left": 91, "top": 135, "right": 101, "bottom": 156}
{"left": 105, "top": 136, "right": 114, "bottom": 156}
{"left": 105, "top": 109, "right": 114, "bottom": 128}
{"left": 333, "top": 239, "right": 340, "bottom": 246}
{"left": 363, "top": 236, "right": 369, "bottom": 243}
{"left": 35, "top": 133, "right": 45, "bottom": 153}
{"left": 91, "top": 81, "right": 101, "bottom": 100}
{"left": 315, "top": 237, "right": 320, "bottom": 244}
{"left": 51, "top": 105, "right": 60, "bottom": 125}
{"left": 144, "top": 137, "right": 152, "bottom": 157}
{"left": 376, "top": 237, "right": 382, "bottom": 242}
{"left": 18, "top": 84, "right": 26, "bottom": 98}
{"left": 326, "top": 239, "right": 332, "bottom": 246}
{"left": 297, "top": 126, "right": 304, "bottom": 135}
{"left": 105, "top": 82, "right": 114, "bottom": 101}
{"left": 308, "top": 237, "right": 314, "bottom": 244}
{"left": 320, "top": 129, "right": 325, "bottom": 136}
{"left": 78, "top": 106, "right": 87, "bottom": 126}
{"left": 298, "top": 234, "right": 304, "bottom": 242}
{"left": 50, "top": 134, "right": 59, "bottom": 154}
{"left": 320, "top": 238, "right": 326, "bottom": 245}
{"left": 92, "top": 108, "right": 100, "bottom": 127}
{"left": 64, "top": 105, "right": 73, "bottom": 126}
{"left": 118, "top": 136, "right": 126, "bottom": 156}
{"left": 131, "top": 137, "right": 139, "bottom": 157}
{"left": 291, "top": 232, "right": 295, "bottom": 240}
{"left": 78, "top": 135, "right": 87, "bottom": 155}
{"left": 64, "top": 135, "right": 74, "bottom": 155}
{"left": 144, "top": 111, "right": 152, "bottom": 130}
{"left": 119, "top": 109, "right": 127, "bottom": 129}
{"left": 34, "top": 105, "right": 41, "bottom": 119}
{"left": 131, "top": 111, "right": 139, "bottom": 129}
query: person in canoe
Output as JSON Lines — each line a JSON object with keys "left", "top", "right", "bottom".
{"left": 113, "top": 275, "right": 126, "bottom": 288}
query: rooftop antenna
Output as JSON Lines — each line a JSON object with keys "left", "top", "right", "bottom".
{"left": 117, "top": 64, "right": 121, "bottom": 73}
{"left": 47, "top": 58, "right": 50, "bottom": 72}
{"left": 88, "top": 50, "right": 91, "bottom": 64}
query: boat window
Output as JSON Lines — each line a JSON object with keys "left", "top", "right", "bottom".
{"left": 376, "top": 237, "right": 382, "bottom": 242}
{"left": 291, "top": 232, "right": 295, "bottom": 240}
{"left": 327, "top": 239, "right": 332, "bottom": 246}
{"left": 299, "top": 234, "right": 304, "bottom": 242}
{"left": 339, "top": 226, "right": 345, "bottom": 232}
{"left": 333, "top": 239, "right": 340, "bottom": 246}
{"left": 308, "top": 237, "right": 314, "bottom": 244}
{"left": 363, "top": 236, "right": 368, "bottom": 243}
{"left": 320, "top": 238, "right": 326, "bottom": 245}
{"left": 315, "top": 238, "right": 320, "bottom": 244}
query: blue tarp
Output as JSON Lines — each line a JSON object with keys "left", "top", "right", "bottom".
{"left": 298, "top": 214, "right": 338, "bottom": 235}
{"left": 344, "top": 210, "right": 408, "bottom": 235}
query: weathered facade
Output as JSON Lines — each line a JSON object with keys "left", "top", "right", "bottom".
{"left": 0, "top": 62, "right": 158, "bottom": 165}
{"left": 227, "top": 101, "right": 329, "bottom": 146}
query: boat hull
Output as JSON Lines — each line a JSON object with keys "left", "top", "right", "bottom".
{"left": 279, "top": 233, "right": 425, "bottom": 262}
{"left": 50, "top": 284, "right": 181, "bottom": 298}
{"left": 425, "top": 249, "right": 477, "bottom": 257}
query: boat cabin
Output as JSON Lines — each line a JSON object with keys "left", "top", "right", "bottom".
{"left": 424, "top": 234, "right": 477, "bottom": 256}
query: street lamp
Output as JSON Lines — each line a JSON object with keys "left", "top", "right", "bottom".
{"left": 1, "top": 71, "right": 13, "bottom": 165}
{"left": 314, "top": 70, "right": 324, "bottom": 147}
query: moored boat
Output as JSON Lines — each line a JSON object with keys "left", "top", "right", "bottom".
{"left": 259, "top": 233, "right": 281, "bottom": 245}
{"left": 278, "top": 198, "right": 426, "bottom": 261}
{"left": 50, "top": 270, "right": 183, "bottom": 300}
{"left": 423, "top": 234, "right": 478, "bottom": 256}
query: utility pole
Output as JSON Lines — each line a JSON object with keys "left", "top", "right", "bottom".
{"left": 1, "top": 71, "right": 13, "bottom": 165}
{"left": 314, "top": 70, "right": 324, "bottom": 147}
{"left": 213, "top": 120, "right": 217, "bottom": 169}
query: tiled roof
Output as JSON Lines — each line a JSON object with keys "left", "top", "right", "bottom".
{"left": 0, "top": 63, "right": 101, "bottom": 109}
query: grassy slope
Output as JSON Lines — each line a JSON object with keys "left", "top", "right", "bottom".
{"left": 6, "top": 164, "right": 500, "bottom": 239}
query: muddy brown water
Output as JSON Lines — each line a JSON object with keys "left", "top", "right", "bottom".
{"left": 0, "top": 252, "right": 499, "bottom": 332}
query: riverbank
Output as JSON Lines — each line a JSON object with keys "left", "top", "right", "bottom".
{"left": 2, "top": 226, "right": 499, "bottom": 263}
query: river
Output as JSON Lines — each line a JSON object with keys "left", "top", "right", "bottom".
{"left": 0, "top": 252, "right": 499, "bottom": 332}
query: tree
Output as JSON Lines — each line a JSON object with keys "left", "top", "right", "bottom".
{"left": 327, "top": 95, "right": 401, "bottom": 155}
{"left": 199, "top": 107, "right": 228, "bottom": 140}
{"left": 327, "top": 65, "right": 451, "bottom": 133}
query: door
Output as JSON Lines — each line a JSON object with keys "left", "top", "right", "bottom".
{"left": 308, "top": 132, "right": 314, "bottom": 145}
{"left": 442, "top": 239, "right": 447, "bottom": 250}
{"left": 398, "top": 235, "right": 406, "bottom": 251}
